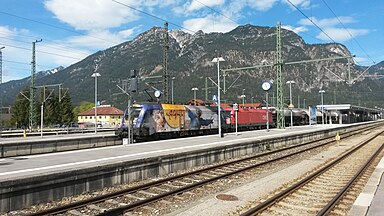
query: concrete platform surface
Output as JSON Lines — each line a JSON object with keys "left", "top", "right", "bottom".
{"left": 0, "top": 124, "right": 344, "bottom": 182}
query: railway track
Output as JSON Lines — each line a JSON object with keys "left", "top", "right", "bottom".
{"left": 240, "top": 128, "right": 384, "bottom": 216}
{"left": 24, "top": 124, "right": 382, "bottom": 216}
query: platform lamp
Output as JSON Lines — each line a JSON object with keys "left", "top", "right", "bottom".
{"left": 212, "top": 57, "right": 225, "bottom": 138}
{"left": 0, "top": 46, "right": 4, "bottom": 137}
{"left": 92, "top": 72, "right": 101, "bottom": 134}
{"left": 241, "top": 89, "right": 246, "bottom": 106}
{"left": 319, "top": 90, "right": 325, "bottom": 125}
{"left": 286, "top": 80, "right": 295, "bottom": 127}
{"left": 192, "top": 87, "right": 198, "bottom": 105}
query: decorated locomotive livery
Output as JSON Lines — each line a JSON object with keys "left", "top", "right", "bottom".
{"left": 116, "top": 102, "right": 273, "bottom": 140}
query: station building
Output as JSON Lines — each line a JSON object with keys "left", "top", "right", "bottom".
{"left": 77, "top": 105, "right": 123, "bottom": 128}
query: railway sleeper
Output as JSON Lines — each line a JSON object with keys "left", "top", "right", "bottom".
{"left": 124, "top": 193, "right": 146, "bottom": 200}
{"left": 137, "top": 190, "right": 158, "bottom": 196}
{"left": 151, "top": 186, "right": 170, "bottom": 192}
{"left": 173, "top": 195, "right": 185, "bottom": 201}
{"left": 140, "top": 206, "right": 158, "bottom": 213}
{"left": 163, "top": 183, "right": 181, "bottom": 189}
{"left": 105, "top": 199, "right": 129, "bottom": 207}
{"left": 199, "top": 172, "right": 217, "bottom": 178}
{"left": 182, "top": 191, "right": 196, "bottom": 196}
{"left": 295, "top": 189, "right": 336, "bottom": 199}
{"left": 88, "top": 204, "right": 107, "bottom": 212}
{"left": 182, "top": 177, "right": 200, "bottom": 182}
{"left": 277, "top": 202, "right": 320, "bottom": 212}
{"left": 210, "top": 170, "right": 227, "bottom": 175}
{"left": 68, "top": 209, "right": 84, "bottom": 216}
{"left": 174, "top": 180, "right": 191, "bottom": 185}
{"left": 217, "top": 167, "right": 235, "bottom": 172}
{"left": 159, "top": 200, "right": 172, "bottom": 205}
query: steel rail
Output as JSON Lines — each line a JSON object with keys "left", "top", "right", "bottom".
{"left": 317, "top": 137, "right": 384, "bottom": 215}
{"left": 240, "top": 129, "right": 384, "bottom": 216}
{"left": 97, "top": 126, "right": 381, "bottom": 215}
{"left": 28, "top": 123, "right": 381, "bottom": 216}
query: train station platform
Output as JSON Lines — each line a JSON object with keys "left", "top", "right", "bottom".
{"left": 348, "top": 157, "right": 384, "bottom": 216}
{"left": 0, "top": 121, "right": 382, "bottom": 212}
{"left": 0, "top": 131, "right": 118, "bottom": 158}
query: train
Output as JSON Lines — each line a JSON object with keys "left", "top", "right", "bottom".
{"left": 115, "top": 102, "right": 274, "bottom": 140}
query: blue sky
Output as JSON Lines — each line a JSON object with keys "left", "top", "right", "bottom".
{"left": 1, "top": 0, "right": 383, "bottom": 82}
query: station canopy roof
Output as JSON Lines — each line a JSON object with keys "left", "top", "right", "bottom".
{"left": 316, "top": 104, "right": 382, "bottom": 114}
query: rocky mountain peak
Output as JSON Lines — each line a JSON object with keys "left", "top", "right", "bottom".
{"left": 1, "top": 24, "right": 382, "bottom": 109}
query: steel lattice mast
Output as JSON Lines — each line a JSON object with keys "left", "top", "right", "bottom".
{"left": 0, "top": 46, "right": 4, "bottom": 135}
{"left": 275, "top": 22, "right": 285, "bottom": 129}
{"left": 163, "top": 22, "right": 169, "bottom": 103}
{"left": 29, "top": 39, "right": 42, "bottom": 130}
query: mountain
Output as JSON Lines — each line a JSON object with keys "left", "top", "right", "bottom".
{"left": 1, "top": 66, "right": 64, "bottom": 107}
{"left": 1, "top": 24, "right": 383, "bottom": 109}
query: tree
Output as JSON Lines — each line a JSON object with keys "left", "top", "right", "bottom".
{"left": 60, "top": 94, "right": 74, "bottom": 124}
{"left": 11, "top": 89, "right": 30, "bottom": 128}
{"left": 45, "top": 92, "right": 60, "bottom": 126}
{"left": 73, "top": 101, "right": 94, "bottom": 121}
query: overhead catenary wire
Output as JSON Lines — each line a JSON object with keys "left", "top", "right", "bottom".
{"left": 321, "top": 0, "right": 375, "bottom": 64}
{"left": 285, "top": 0, "right": 337, "bottom": 44}
{"left": 3, "top": 59, "right": 51, "bottom": 68}
{"left": 0, "top": 11, "right": 120, "bottom": 45}
{"left": 0, "top": 34, "right": 90, "bottom": 56}
{"left": 194, "top": 0, "right": 239, "bottom": 25}
{"left": 1, "top": 43, "right": 83, "bottom": 60}
{"left": 111, "top": 0, "right": 197, "bottom": 34}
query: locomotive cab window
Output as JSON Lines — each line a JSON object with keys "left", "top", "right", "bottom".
{"left": 125, "top": 108, "right": 142, "bottom": 120}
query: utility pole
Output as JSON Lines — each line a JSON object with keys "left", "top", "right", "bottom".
{"left": 0, "top": 46, "right": 4, "bottom": 136}
{"left": 205, "top": 77, "right": 208, "bottom": 102}
{"left": 29, "top": 39, "right": 42, "bottom": 130}
{"left": 275, "top": 22, "right": 285, "bottom": 129}
{"left": 163, "top": 22, "right": 169, "bottom": 103}
{"left": 40, "top": 86, "right": 54, "bottom": 137}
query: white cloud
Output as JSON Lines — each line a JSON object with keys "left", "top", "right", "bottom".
{"left": 0, "top": 25, "right": 94, "bottom": 82}
{"left": 63, "top": 26, "right": 140, "bottom": 50}
{"left": 282, "top": 0, "right": 311, "bottom": 9}
{"left": 282, "top": 24, "right": 308, "bottom": 34}
{"left": 250, "top": 0, "right": 279, "bottom": 11}
{"left": 44, "top": 0, "right": 140, "bottom": 31}
{"left": 118, "top": 27, "right": 140, "bottom": 38}
{"left": 185, "top": 0, "right": 225, "bottom": 12}
{"left": 298, "top": 16, "right": 355, "bottom": 28}
{"left": 296, "top": 16, "right": 369, "bottom": 43}
{"left": 353, "top": 56, "right": 368, "bottom": 65}
{"left": 0, "top": 26, "right": 14, "bottom": 38}
{"left": 183, "top": 15, "right": 237, "bottom": 33}
{"left": 317, "top": 28, "right": 369, "bottom": 42}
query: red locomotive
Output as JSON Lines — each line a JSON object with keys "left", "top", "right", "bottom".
{"left": 222, "top": 103, "right": 274, "bottom": 131}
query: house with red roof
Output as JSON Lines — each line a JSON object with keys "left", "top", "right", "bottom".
{"left": 77, "top": 105, "right": 124, "bottom": 128}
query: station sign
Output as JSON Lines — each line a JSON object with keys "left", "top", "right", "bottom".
{"left": 233, "top": 103, "right": 238, "bottom": 111}
{"left": 212, "top": 95, "right": 218, "bottom": 102}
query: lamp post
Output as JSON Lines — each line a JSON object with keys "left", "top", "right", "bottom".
{"left": 241, "top": 89, "right": 246, "bottom": 106}
{"left": 0, "top": 46, "right": 4, "bottom": 137}
{"left": 303, "top": 98, "right": 306, "bottom": 109}
{"left": 251, "top": 97, "right": 254, "bottom": 106}
{"left": 92, "top": 72, "right": 101, "bottom": 133}
{"left": 262, "top": 81, "right": 272, "bottom": 132}
{"left": 212, "top": 57, "right": 225, "bottom": 138}
{"left": 286, "top": 80, "right": 295, "bottom": 127}
{"left": 319, "top": 90, "right": 325, "bottom": 125}
{"left": 171, "top": 77, "right": 175, "bottom": 104}
{"left": 191, "top": 87, "right": 198, "bottom": 105}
